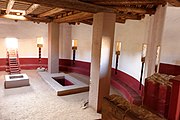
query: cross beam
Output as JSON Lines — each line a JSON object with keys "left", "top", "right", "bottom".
{"left": 26, "top": 4, "right": 40, "bottom": 15}
{"left": 6, "top": 0, "right": 15, "bottom": 14}
{"left": 16, "top": 0, "right": 115, "bottom": 13}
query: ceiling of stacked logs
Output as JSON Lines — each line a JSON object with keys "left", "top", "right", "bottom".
{"left": 0, "top": 0, "right": 179, "bottom": 25}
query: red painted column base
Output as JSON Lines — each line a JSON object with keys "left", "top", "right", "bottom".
{"left": 168, "top": 75, "right": 180, "bottom": 120}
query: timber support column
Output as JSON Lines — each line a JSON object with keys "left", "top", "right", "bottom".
{"left": 168, "top": 75, "right": 180, "bottom": 120}
{"left": 89, "top": 12, "right": 116, "bottom": 113}
{"left": 48, "top": 22, "right": 59, "bottom": 73}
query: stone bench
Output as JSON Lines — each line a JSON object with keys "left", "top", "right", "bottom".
{"left": 111, "top": 77, "right": 142, "bottom": 105}
{"left": 102, "top": 94, "right": 165, "bottom": 120}
{"left": 59, "top": 65, "right": 90, "bottom": 76}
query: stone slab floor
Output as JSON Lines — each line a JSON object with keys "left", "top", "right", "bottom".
{"left": 0, "top": 70, "right": 120, "bottom": 120}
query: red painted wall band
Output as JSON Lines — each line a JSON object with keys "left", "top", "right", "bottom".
{"left": 1, "top": 58, "right": 179, "bottom": 76}
{"left": 159, "top": 63, "right": 180, "bottom": 76}
{"left": 0, "top": 58, "right": 179, "bottom": 106}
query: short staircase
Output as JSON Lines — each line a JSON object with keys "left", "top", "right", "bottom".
{"left": 6, "top": 49, "right": 21, "bottom": 74}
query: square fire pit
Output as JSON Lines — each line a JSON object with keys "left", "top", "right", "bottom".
{"left": 38, "top": 72, "right": 89, "bottom": 96}
{"left": 52, "top": 76, "right": 74, "bottom": 86}
{"left": 4, "top": 74, "right": 29, "bottom": 89}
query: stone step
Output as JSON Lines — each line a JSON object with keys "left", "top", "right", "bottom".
{"left": 10, "top": 70, "right": 20, "bottom": 73}
{"left": 10, "top": 65, "right": 19, "bottom": 68}
{"left": 10, "top": 67, "right": 20, "bottom": 70}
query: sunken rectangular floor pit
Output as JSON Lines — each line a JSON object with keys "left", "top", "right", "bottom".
{"left": 39, "top": 72, "right": 89, "bottom": 96}
{"left": 52, "top": 76, "right": 74, "bottom": 86}
{"left": 4, "top": 74, "right": 29, "bottom": 89}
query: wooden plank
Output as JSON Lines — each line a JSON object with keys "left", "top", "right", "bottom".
{"left": 38, "top": 8, "right": 64, "bottom": 17}
{"left": 167, "top": 0, "right": 180, "bottom": 7}
{"left": 0, "top": 14, "right": 27, "bottom": 20}
{"left": 54, "top": 12, "right": 93, "bottom": 23}
{"left": 26, "top": 4, "right": 40, "bottom": 15}
{"left": 0, "top": 14, "right": 52, "bottom": 23}
{"left": 81, "top": 18, "right": 126, "bottom": 25}
{"left": 81, "top": 0, "right": 166, "bottom": 5}
{"left": 115, "top": 7, "right": 155, "bottom": 14}
{"left": 1, "top": 9, "right": 26, "bottom": 15}
{"left": 6, "top": 0, "right": 15, "bottom": 14}
{"left": 116, "top": 18, "right": 126, "bottom": 23}
{"left": 80, "top": 19, "right": 93, "bottom": 25}
{"left": 16, "top": 0, "right": 115, "bottom": 13}
{"left": 118, "top": 15, "right": 144, "bottom": 20}
{"left": 25, "top": 15, "right": 52, "bottom": 23}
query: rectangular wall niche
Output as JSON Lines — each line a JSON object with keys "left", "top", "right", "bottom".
{"left": 52, "top": 76, "right": 74, "bottom": 86}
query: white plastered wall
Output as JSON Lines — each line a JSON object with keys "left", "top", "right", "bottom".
{"left": 0, "top": 6, "right": 179, "bottom": 80}
{"left": 112, "top": 17, "right": 150, "bottom": 81}
{"left": 71, "top": 23, "right": 92, "bottom": 62}
{"left": 59, "top": 23, "right": 72, "bottom": 59}
{"left": 0, "top": 18, "right": 48, "bottom": 58}
{"left": 71, "top": 18, "right": 150, "bottom": 81}
{"left": 160, "top": 6, "right": 180, "bottom": 65}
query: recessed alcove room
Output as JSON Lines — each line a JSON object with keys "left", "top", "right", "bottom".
{"left": 0, "top": 0, "right": 180, "bottom": 120}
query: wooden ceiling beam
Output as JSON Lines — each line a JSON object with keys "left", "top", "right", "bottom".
{"left": 0, "top": 14, "right": 27, "bottom": 20}
{"left": 117, "top": 13, "right": 145, "bottom": 20}
{"left": 25, "top": 15, "right": 52, "bottom": 23}
{"left": 80, "top": 17, "right": 126, "bottom": 25}
{"left": 26, "top": 4, "right": 40, "bottom": 15}
{"left": 6, "top": 0, "right": 15, "bottom": 14}
{"left": 54, "top": 12, "right": 93, "bottom": 23}
{"left": 166, "top": 0, "right": 180, "bottom": 7}
{"left": 16, "top": 0, "right": 115, "bottom": 13}
{"left": 116, "top": 18, "right": 126, "bottom": 23}
{"left": 0, "top": 13, "right": 52, "bottom": 23}
{"left": 38, "top": 8, "right": 64, "bottom": 17}
{"left": 1, "top": 9, "right": 26, "bottom": 15}
{"left": 115, "top": 7, "right": 155, "bottom": 14}
{"left": 81, "top": 19, "right": 93, "bottom": 25}
{"left": 81, "top": 0, "right": 166, "bottom": 5}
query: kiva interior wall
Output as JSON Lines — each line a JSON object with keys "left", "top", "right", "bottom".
{"left": 112, "top": 17, "right": 150, "bottom": 81}
{"left": 0, "top": 18, "right": 48, "bottom": 58}
{"left": 160, "top": 6, "right": 180, "bottom": 65}
{"left": 71, "top": 17, "right": 150, "bottom": 81}
{"left": 59, "top": 23, "right": 72, "bottom": 59}
{"left": 71, "top": 23, "right": 92, "bottom": 62}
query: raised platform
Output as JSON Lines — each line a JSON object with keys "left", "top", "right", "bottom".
{"left": 4, "top": 74, "right": 29, "bottom": 89}
{"left": 38, "top": 72, "right": 89, "bottom": 96}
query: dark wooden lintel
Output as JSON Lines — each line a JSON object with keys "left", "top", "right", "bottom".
{"left": 80, "top": 19, "right": 93, "bottom": 25}
{"left": 81, "top": 0, "right": 166, "bottom": 6}
{"left": 115, "top": 6, "right": 156, "bottom": 14}
{"left": 16, "top": 0, "right": 115, "bottom": 13}
{"left": 54, "top": 12, "right": 93, "bottom": 23}
{"left": 116, "top": 18, "right": 126, "bottom": 23}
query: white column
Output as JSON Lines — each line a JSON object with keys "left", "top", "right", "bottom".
{"left": 144, "top": 5, "right": 167, "bottom": 78}
{"left": 48, "top": 22, "right": 59, "bottom": 73}
{"left": 89, "top": 12, "right": 116, "bottom": 112}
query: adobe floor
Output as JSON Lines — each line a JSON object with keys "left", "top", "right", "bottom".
{"left": 0, "top": 70, "right": 120, "bottom": 120}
